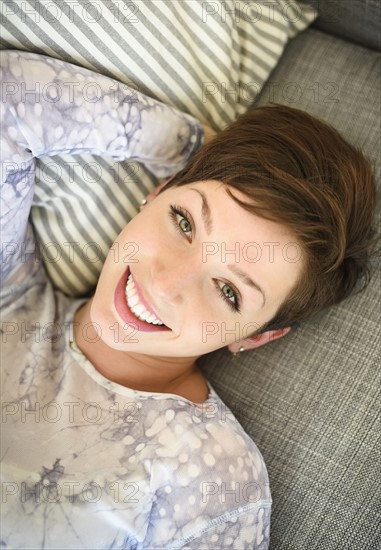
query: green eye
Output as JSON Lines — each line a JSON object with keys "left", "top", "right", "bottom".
{"left": 221, "top": 284, "right": 235, "bottom": 300}
{"left": 179, "top": 217, "right": 191, "bottom": 233}
{"left": 216, "top": 281, "right": 241, "bottom": 312}
{"left": 169, "top": 205, "right": 193, "bottom": 242}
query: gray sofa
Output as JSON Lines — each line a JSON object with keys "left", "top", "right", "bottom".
{"left": 199, "top": 1, "right": 381, "bottom": 548}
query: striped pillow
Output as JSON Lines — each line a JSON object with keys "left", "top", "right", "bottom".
{"left": 0, "top": 0, "right": 316, "bottom": 296}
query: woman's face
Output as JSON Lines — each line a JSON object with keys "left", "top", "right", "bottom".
{"left": 91, "top": 180, "right": 302, "bottom": 357}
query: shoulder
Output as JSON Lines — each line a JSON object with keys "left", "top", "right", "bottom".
{"left": 146, "top": 393, "right": 272, "bottom": 547}
{"left": 152, "top": 390, "right": 271, "bottom": 504}
{"left": 195, "top": 393, "right": 271, "bottom": 493}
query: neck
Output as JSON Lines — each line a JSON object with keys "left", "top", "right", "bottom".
{"left": 73, "top": 299, "right": 206, "bottom": 398}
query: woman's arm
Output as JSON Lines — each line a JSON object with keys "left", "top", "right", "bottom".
{"left": 0, "top": 50, "right": 204, "bottom": 285}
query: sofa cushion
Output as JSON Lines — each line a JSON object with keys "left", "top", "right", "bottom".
{"left": 198, "top": 27, "right": 381, "bottom": 549}
{"left": 302, "top": 0, "right": 381, "bottom": 50}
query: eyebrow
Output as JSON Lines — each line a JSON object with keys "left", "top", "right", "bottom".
{"left": 189, "top": 188, "right": 213, "bottom": 235}
{"left": 189, "top": 187, "right": 266, "bottom": 308}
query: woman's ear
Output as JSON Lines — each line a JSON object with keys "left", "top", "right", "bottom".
{"left": 227, "top": 327, "right": 292, "bottom": 353}
{"left": 145, "top": 176, "right": 175, "bottom": 204}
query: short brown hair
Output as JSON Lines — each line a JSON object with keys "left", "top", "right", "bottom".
{"left": 162, "top": 103, "right": 379, "bottom": 334}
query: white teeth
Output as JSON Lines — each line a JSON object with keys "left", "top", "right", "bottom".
{"left": 125, "top": 274, "right": 164, "bottom": 325}
{"left": 128, "top": 293, "right": 139, "bottom": 308}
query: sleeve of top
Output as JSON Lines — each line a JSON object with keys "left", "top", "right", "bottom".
{"left": 179, "top": 505, "right": 271, "bottom": 549}
{"left": 0, "top": 49, "right": 204, "bottom": 286}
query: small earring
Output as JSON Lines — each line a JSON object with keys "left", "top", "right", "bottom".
{"left": 231, "top": 346, "right": 245, "bottom": 361}
{"left": 139, "top": 198, "right": 147, "bottom": 211}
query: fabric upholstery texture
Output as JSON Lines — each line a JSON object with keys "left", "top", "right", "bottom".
{"left": 0, "top": 0, "right": 316, "bottom": 296}
{"left": 306, "top": 0, "right": 381, "bottom": 50}
{"left": 198, "top": 28, "right": 381, "bottom": 549}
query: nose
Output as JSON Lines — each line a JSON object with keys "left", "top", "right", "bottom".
{"left": 149, "top": 249, "right": 201, "bottom": 305}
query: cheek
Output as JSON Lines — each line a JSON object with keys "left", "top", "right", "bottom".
{"left": 121, "top": 210, "right": 166, "bottom": 255}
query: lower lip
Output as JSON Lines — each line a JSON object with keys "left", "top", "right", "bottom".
{"left": 114, "top": 268, "right": 171, "bottom": 332}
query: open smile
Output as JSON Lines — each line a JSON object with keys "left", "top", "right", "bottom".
{"left": 114, "top": 268, "right": 171, "bottom": 332}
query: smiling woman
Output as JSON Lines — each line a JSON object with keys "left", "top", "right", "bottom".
{"left": 74, "top": 179, "right": 302, "bottom": 405}
{"left": 163, "top": 104, "right": 379, "bottom": 341}
{"left": 1, "top": 50, "right": 378, "bottom": 549}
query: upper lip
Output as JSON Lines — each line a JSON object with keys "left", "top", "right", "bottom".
{"left": 129, "top": 270, "right": 167, "bottom": 327}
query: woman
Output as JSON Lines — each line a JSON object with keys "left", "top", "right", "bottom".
{"left": 1, "top": 50, "right": 377, "bottom": 549}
